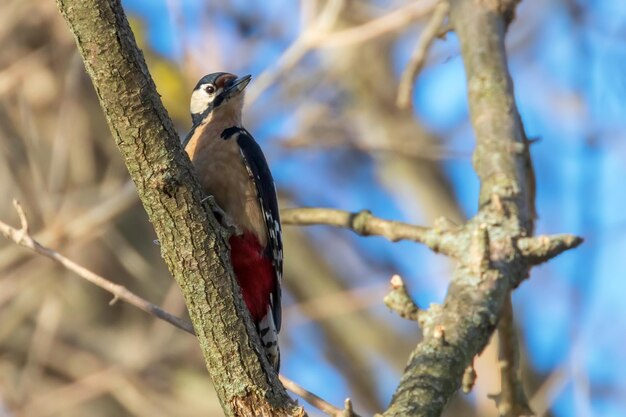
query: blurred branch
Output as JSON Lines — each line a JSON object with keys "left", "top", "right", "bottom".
{"left": 54, "top": 0, "right": 301, "bottom": 415}
{"left": 322, "top": 1, "right": 465, "bottom": 225}
{"left": 0, "top": 200, "right": 351, "bottom": 417}
{"left": 247, "top": 0, "right": 437, "bottom": 104}
{"left": 0, "top": 200, "right": 195, "bottom": 335}
{"left": 396, "top": 1, "right": 449, "bottom": 109}
{"left": 529, "top": 363, "right": 569, "bottom": 417}
{"left": 281, "top": 133, "right": 468, "bottom": 161}
{"left": 0, "top": 180, "right": 138, "bottom": 271}
{"left": 282, "top": 227, "right": 412, "bottom": 412}
{"left": 312, "top": 0, "right": 438, "bottom": 48}
{"left": 282, "top": 207, "right": 458, "bottom": 255}
{"left": 281, "top": 379, "right": 361, "bottom": 417}
{"left": 490, "top": 296, "right": 533, "bottom": 417}
{"left": 246, "top": 0, "right": 347, "bottom": 104}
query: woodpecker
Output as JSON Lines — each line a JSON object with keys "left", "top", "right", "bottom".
{"left": 182, "top": 72, "right": 282, "bottom": 370}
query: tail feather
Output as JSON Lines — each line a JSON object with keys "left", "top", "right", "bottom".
{"left": 257, "top": 305, "right": 280, "bottom": 371}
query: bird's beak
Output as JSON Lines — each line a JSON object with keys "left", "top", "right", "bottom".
{"left": 224, "top": 74, "right": 252, "bottom": 99}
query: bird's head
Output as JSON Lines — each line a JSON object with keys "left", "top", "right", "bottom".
{"left": 189, "top": 72, "right": 251, "bottom": 126}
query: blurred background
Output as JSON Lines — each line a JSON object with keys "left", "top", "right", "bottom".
{"left": 0, "top": 0, "right": 623, "bottom": 416}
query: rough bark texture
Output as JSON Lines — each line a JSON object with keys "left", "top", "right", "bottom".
{"left": 54, "top": 0, "right": 303, "bottom": 415}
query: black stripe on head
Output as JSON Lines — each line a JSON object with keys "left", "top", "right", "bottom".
{"left": 191, "top": 107, "right": 212, "bottom": 126}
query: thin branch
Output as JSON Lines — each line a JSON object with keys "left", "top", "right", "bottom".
{"left": 529, "top": 362, "right": 569, "bottom": 417}
{"left": 281, "top": 207, "right": 458, "bottom": 256}
{"left": 396, "top": 1, "right": 449, "bottom": 109}
{"left": 246, "top": 0, "right": 437, "bottom": 105}
{"left": 1, "top": 200, "right": 195, "bottom": 335}
{"left": 0, "top": 201, "right": 348, "bottom": 417}
{"left": 517, "top": 234, "right": 583, "bottom": 266}
{"left": 0, "top": 180, "right": 138, "bottom": 272}
{"left": 490, "top": 295, "right": 534, "bottom": 417}
{"left": 313, "top": 0, "right": 438, "bottom": 48}
{"left": 280, "top": 377, "right": 360, "bottom": 417}
{"left": 281, "top": 134, "right": 468, "bottom": 161}
{"left": 245, "top": 0, "right": 347, "bottom": 105}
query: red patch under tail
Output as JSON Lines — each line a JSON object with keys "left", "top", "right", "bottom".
{"left": 228, "top": 231, "right": 275, "bottom": 322}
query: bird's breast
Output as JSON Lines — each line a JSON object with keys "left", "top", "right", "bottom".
{"left": 185, "top": 124, "right": 267, "bottom": 246}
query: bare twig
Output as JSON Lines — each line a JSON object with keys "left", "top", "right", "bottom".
{"left": 383, "top": 275, "right": 420, "bottom": 322}
{"left": 0, "top": 201, "right": 350, "bottom": 417}
{"left": 281, "top": 134, "right": 468, "bottom": 161}
{"left": 517, "top": 234, "right": 583, "bottom": 267}
{"left": 1, "top": 200, "right": 195, "bottom": 335}
{"left": 0, "top": 181, "right": 138, "bottom": 293}
{"left": 246, "top": 0, "right": 437, "bottom": 105}
{"left": 281, "top": 207, "right": 458, "bottom": 256}
{"left": 396, "top": 1, "right": 449, "bottom": 109}
{"left": 280, "top": 377, "right": 361, "bottom": 417}
{"left": 312, "top": 0, "right": 438, "bottom": 48}
{"left": 529, "top": 363, "right": 569, "bottom": 417}
{"left": 490, "top": 296, "right": 534, "bottom": 416}
{"left": 246, "top": 0, "right": 346, "bottom": 105}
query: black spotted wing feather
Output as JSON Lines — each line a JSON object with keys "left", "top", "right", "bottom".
{"left": 235, "top": 129, "right": 283, "bottom": 332}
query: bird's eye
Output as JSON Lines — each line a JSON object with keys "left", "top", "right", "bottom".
{"left": 205, "top": 85, "right": 216, "bottom": 94}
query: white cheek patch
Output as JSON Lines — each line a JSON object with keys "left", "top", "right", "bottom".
{"left": 190, "top": 87, "right": 211, "bottom": 114}
{"left": 190, "top": 85, "right": 226, "bottom": 115}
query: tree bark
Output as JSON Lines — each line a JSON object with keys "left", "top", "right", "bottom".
{"left": 54, "top": 0, "right": 304, "bottom": 415}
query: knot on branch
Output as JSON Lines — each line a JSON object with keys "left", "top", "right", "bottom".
{"left": 150, "top": 167, "right": 182, "bottom": 198}
{"left": 349, "top": 210, "right": 374, "bottom": 236}
{"left": 488, "top": 383, "right": 534, "bottom": 417}
{"left": 462, "top": 363, "right": 477, "bottom": 394}
{"left": 416, "top": 302, "right": 444, "bottom": 342}
{"left": 478, "top": 0, "right": 520, "bottom": 25}
{"left": 384, "top": 275, "right": 420, "bottom": 321}
{"left": 469, "top": 224, "right": 491, "bottom": 275}
{"left": 517, "top": 234, "right": 583, "bottom": 266}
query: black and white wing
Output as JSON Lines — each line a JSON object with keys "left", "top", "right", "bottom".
{"left": 233, "top": 128, "right": 283, "bottom": 333}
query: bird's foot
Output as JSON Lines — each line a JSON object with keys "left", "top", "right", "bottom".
{"left": 201, "top": 195, "right": 239, "bottom": 236}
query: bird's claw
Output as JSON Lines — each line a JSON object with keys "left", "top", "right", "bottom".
{"left": 201, "top": 195, "right": 239, "bottom": 236}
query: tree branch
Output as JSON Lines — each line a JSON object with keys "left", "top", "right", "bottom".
{"left": 380, "top": 0, "right": 582, "bottom": 415}
{"left": 54, "top": 0, "right": 302, "bottom": 415}
{"left": 396, "top": 1, "right": 449, "bottom": 109}
{"left": 281, "top": 208, "right": 459, "bottom": 256}
{"left": 1, "top": 200, "right": 196, "bottom": 335}
{"left": 517, "top": 234, "right": 583, "bottom": 267}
